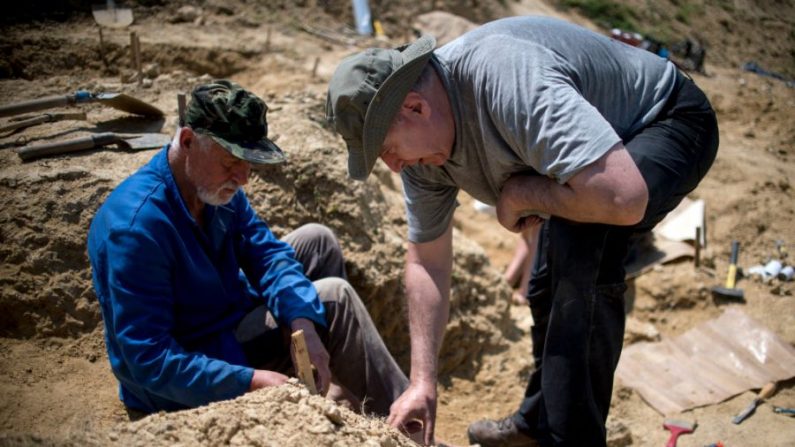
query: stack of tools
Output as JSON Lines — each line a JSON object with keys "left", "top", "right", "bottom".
{"left": 0, "top": 90, "right": 165, "bottom": 161}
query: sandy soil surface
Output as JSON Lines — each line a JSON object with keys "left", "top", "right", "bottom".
{"left": 0, "top": 0, "right": 793, "bottom": 446}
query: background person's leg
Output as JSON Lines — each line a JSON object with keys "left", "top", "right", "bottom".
{"left": 282, "top": 223, "right": 348, "bottom": 280}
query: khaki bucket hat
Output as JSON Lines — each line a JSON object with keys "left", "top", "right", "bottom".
{"left": 326, "top": 35, "right": 436, "bottom": 180}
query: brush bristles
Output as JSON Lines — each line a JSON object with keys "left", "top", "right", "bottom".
{"left": 663, "top": 418, "right": 697, "bottom": 430}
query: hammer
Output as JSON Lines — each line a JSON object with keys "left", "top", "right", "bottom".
{"left": 712, "top": 240, "right": 744, "bottom": 300}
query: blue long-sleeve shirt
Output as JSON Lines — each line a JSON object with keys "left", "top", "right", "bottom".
{"left": 87, "top": 146, "right": 325, "bottom": 413}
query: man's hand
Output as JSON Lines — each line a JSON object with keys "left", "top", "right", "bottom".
{"left": 290, "top": 318, "right": 331, "bottom": 395}
{"left": 497, "top": 175, "right": 547, "bottom": 233}
{"left": 249, "top": 369, "right": 289, "bottom": 391}
{"left": 387, "top": 381, "right": 438, "bottom": 446}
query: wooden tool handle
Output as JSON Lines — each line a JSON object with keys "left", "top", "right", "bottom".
{"left": 0, "top": 112, "right": 87, "bottom": 133}
{"left": 16, "top": 132, "right": 119, "bottom": 161}
{"left": 0, "top": 115, "right": 49, "bottom": 133}
{"left": 0, "top": 95, "right": 73, "bottom": 118}
{"left": 291, "top": 330, "right": 318, "bottom": 394}
{"left": 759, "top": 381, "right": 776, "bottom": 400}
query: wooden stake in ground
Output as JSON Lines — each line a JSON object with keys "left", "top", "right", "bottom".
{"left": 177, "top": 93, "right": 186, "bottom": 127}
{"left": 695, "top": 226, "right": 701, "bottom": 268}
{"left": 291, "top": 330, "right": 318, "bottom": 394}
{"left": 311, "top": 57, "right": 320, "bottom": 79}
{"left": 97, "top": 26, "right": 109, "bottom": 69}
{"left": 130, "top": 32, "right": 143, "bottom": 85}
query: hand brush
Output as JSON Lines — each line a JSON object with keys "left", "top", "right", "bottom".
{"left": 663, "top": 418, "right": 696, "bottom": 447}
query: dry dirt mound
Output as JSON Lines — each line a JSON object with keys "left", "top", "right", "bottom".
{"left": 1, "top": 381, "right": 416, "bottom": 446}
{"left": 110, "top": 383, "right": 413, "bottom": 447}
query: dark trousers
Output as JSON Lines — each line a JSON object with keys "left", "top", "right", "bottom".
{"left": 514, "top": 73, "right": 719, "bottom": 446}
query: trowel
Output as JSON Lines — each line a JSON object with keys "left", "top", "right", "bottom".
{"left": 0, "top": 90, "right": 164, "bottom": 118}
{"left": 15, "top": 132, "right": 170, "bottom": 161}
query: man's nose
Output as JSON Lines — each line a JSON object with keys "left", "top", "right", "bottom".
{"left": 232, "top": 163, "right": 251, "bottom": 185}
{"left": 381, "top": 153, "right": 403, "bottom": 173}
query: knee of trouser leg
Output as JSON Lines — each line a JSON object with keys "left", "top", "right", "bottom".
{"left": 314, "top": 277, "right": 355, "bottom": 305}
{"left": 300, "top": 223, "right": 339, "bottom": 247}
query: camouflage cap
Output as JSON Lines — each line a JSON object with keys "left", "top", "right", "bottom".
{"left": 186, "top": 79, "right": 285, "bottom": 164}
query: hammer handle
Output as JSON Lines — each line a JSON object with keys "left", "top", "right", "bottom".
{"left": 725, "top": 240, "right": 740, "bottom": 288}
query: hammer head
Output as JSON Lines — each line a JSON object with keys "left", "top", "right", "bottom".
{"left": 711, "top": 286, "right": 744, "bottom": 301}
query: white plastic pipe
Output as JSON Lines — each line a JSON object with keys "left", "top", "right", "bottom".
{"left": 351, "top": 0, "right": 373, "bottom": 36}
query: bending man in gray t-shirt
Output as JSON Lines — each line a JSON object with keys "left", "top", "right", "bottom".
{"left": 326, "top": 16, "right": 718, "bottom": 447}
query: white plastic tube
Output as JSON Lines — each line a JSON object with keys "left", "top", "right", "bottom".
{"left": 351, "top": 0, "right": 373, "bottom": 36}
{"left": 764, "top": 260, "right": 783, "bottom": 277}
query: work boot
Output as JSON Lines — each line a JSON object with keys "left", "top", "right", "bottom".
{"left": 467, "top": 415, "right": 539, "bottom": 447}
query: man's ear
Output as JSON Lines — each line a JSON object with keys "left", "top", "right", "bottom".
{"left": 179, "top": 127, "right": 196, "bottom": 150}
{"left": 402, "top": 92, "right": 431, "bottom": 118}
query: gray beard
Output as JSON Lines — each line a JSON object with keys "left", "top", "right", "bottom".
{"left": 197, "top": 182, "right": 239, "bottom": 206}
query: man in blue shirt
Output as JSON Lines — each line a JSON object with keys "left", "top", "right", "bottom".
{"left": 88, "top": 80, "right": 407, "bottom": 417}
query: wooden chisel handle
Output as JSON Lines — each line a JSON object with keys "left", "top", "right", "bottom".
{"left": 759, "top": 381, "right": 776, "bottom": 400}
{"left": 0, "top": 115, "right": 50, "bottom": 133}
{"left": 15, "top": 132, "right": 119, "bottom": 161}
{"left": 290, "top": 330, "right": 318, "bottom": 394}
{"left": 0, "top": 112, "right": 87, "bottom": 133}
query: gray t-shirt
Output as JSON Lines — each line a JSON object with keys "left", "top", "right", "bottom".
{"left": 402, "top": 16, "right": 678, "bottom": 243}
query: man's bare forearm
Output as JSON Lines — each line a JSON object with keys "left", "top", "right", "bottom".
{"left": 404, "top": 261, "right": 450, "bottom": 385}
{"left": 499, "top": 143, "right": 648, "bottom": 228}
{"left": 404, "top": 225, "right": 453, "bottom": 386}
